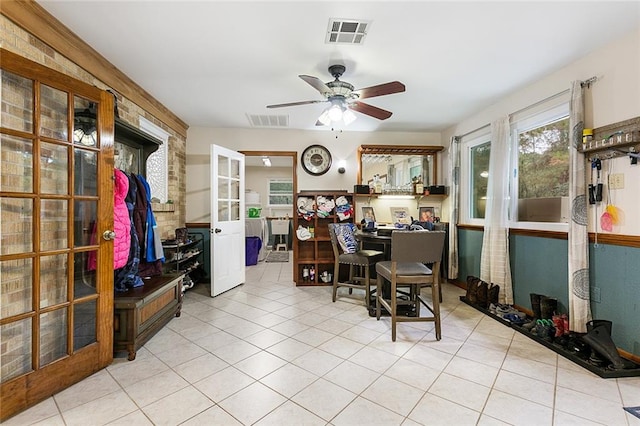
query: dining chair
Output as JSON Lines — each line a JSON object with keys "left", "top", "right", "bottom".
{"left": 328, "top": 223, "right": 384, "bottom": 305}
{"left": 376, "top": 230, "right": 446, "bottom": 341}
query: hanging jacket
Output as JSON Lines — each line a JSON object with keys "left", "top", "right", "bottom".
{"left": 137, "top": 174, "right": 164, "bottom": 263}
{"left": 132, "top": 174, "right": 148, "bottom": 255}
{"left": 133, "top": 174, "right": 163, "bottom": 277}
{"left": 114, "top": 172, "right": 143, "bottom": 291}
{"left": 113, "top": 169, "right": 131, "bottom": 269}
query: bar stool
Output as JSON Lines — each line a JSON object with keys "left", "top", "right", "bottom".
{"left": 376, "top": 230, "right": 446, "bottom": 341}
{"left": 328, "top": 223, "right": 384, "bottom": 305}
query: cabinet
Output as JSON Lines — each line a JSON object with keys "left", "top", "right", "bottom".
{"left": 162, "top": 234, "right": 206, "bottom": 291}
{"left": 293, "top": 191, "right": 354, "bottom": 286}
{"left": 114, "top": 274, "right": 183, "bottom": 361}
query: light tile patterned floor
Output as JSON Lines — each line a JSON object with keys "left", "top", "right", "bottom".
{"left": 5, "top": 254, "right": 640, "bottom": 425}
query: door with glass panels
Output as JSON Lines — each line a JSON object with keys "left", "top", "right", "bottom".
{"left": 210, "top": 144, "right": 245, "bottom": 296}
{"left": 0, "top": 50, "right": 114, "bottom": 421}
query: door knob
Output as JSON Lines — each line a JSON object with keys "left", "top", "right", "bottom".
{"left": 102, "top": 230, "right": 116, "bottom": 241}
{"left": 214, "top": 228, "right": 222, "bottom": 234}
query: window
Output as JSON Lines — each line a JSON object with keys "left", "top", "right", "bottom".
{"left": 470, "top": 141, "right": 491, "bottom": 219}
{"left": 268, "top": 178, "right": 293, "bottom": 206}
{"left": 460, "top": 132, "right": 491, "bottom": 225}
{"left": 139, "top": 116, "right": 170, "bottom": 202}
{"left": 512, "top": 104, "right": 569, "bottom": 226}
{"left": 460, "top": 100, "right": 570, "bottom": 230}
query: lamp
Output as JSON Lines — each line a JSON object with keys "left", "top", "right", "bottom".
{"left": 262, "top": 156, "right": 272, "bottom": 167}
{"left": 317, "top": 100, "right": 357, "bottom": 127}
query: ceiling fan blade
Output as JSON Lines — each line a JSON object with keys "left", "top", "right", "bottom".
{"left": 349, "top": 101, "right": 393, "bottom": 120}
{"left": 355, "top": 81, "right": 406, "bottom": 99}
{"left": 266, "top": 100, "right": 326, "bottom": 109}
{"left": 299, "top": 75, "right": 332, "bottom": 96}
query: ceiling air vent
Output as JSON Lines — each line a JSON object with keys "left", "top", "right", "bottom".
{"left": 247, "top": 114, "right": 289, "bottom": 128}
{"left": 326, "top": 19, "right": 370, "bottom": 45}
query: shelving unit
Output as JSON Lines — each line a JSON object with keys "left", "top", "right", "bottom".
{"left": 162, "top": 234, "right": 205, "bottom": 291}
{"left": 293, "top": 191, "right": 354, "bottom": 286}
{"left": 580, "top": 117, "right": 640, "bottom": 162}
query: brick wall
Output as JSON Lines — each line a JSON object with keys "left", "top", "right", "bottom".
{"left": 1, "top": 15, "right": 186, "bottom": 237}
{"left": 1, "top": 15, "right": 187, "bottom": 378}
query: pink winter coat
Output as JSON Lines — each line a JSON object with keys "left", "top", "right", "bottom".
{"left": 114, "top": 169, "right": 131, "bottom": 269}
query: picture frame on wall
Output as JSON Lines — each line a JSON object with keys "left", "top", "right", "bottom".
{"left": 390, "top": 207, "right": 411, "bottom": 225}
{"left": 362, "top": 206, "right": 376, "bottom": 223}
{"left": 418, "top": 206, "right": 435, "bottom": 223}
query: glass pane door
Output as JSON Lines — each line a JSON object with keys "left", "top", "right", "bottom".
{"left": 1, "top": 50, "right": 114, "bottom": 421}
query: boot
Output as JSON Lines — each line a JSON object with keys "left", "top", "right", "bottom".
{"left": 582, "top": 325, "right": 634, "bottom": 370}
{"left": 585, "top": 320, "right": 613, "bottom": 366}
{"left": 487, "top": 283, "right": 500, "bottom": 306}
{"left": 540, "top": 297, "right": 557, "bottom": 320}
{"left": 530, "top": 293, "right": 543, "bottom": 319}
{"left": 465, "top": 276, "right": 479, "bottom": 304}
{"left": 476, "top": 280, "right": 489, "bottom": 308}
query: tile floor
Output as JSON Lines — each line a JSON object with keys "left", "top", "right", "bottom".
{"left": 5, "top": 255, "right": 640, "bottom": 426}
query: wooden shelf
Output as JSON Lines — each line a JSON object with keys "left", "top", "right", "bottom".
{"left": 293, "top": 191, "right": 355, "bottom": 286}
{"left": 580, "top": 117, "right": 640, "bottom": 161}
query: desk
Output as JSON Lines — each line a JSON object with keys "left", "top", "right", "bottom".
{"left": 355, "top": 230, "right": 392, "bottom": 260}
{"left": 357, "top": 224, "right": 449, "bottom": 279}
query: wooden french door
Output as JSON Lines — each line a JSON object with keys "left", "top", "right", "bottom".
{"left": 0, "top": 49, "right": 115, "bottom": 421}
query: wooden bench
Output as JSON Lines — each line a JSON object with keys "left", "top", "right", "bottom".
{"left": 113, "top": 274, "right": 183, "bottom": 360}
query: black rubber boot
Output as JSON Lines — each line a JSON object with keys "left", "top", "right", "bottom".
{"left": 487, "top": 283, "right": 500, "bottom": 306}
{"left": 582, "top": 325, "right": 634, "bottom": 370}
{"left": 540, "top": 297, "right": 557, "bottom": 320}
{"left": 476, "top": 280, "right": 489, "bottom": 308}
{"left": 465, "top": 276, "right": 479, "bottom": 304}
{"left": 530, "top": 293, "right": 542, "bottom": 319}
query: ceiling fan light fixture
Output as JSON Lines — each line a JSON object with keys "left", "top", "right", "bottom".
{"left": 328, "top": 104, "right": 343, "bottom": 121}
{"left": 343, "top": 108, "right": 357, "bottom": 125}
{"left": 318, "top": 109, "right": 332, "bottom": 126}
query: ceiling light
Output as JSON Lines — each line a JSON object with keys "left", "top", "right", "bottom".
{"left": 343, "top": 108, "right": 356, "bottom": 125}
{"left": 317, "top": 102, "right": 357, "bottom": 127}
{"left": 318, "top": 109, "right": 331, "bottom": 126}
{"left": 262, "top": 157, "right": 272, "bottom": 167}
{"left": 328, "top": 104, "right": 343, "bottom": 121}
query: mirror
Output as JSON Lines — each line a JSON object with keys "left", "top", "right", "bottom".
{"left": 357, "top": 145, "right": 443, "bottom": 192}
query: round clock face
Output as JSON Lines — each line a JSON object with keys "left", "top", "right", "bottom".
{"left": 301, "top": 144, "right": 332, "bottom": 176}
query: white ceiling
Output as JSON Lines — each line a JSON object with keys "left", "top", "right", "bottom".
{"left": 39, "top": 1, "right": 639, "bottom": 133}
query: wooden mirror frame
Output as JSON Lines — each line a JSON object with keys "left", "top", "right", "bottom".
{"left": 357, "top": 144, "right": 444, "bottom": 186}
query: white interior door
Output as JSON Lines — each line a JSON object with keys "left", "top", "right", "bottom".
{"left": 210, "top": 145, "right": 245, "bottom": 296}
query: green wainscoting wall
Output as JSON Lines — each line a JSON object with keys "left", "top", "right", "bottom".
{"left": 457, "top": 228, "right": 640, "bottom": 356}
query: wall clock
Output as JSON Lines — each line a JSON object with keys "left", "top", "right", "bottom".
{"left": 301, "top": 144, "right": 332, "bottom": 176}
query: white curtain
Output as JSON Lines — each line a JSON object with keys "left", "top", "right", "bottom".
{"left": 568, "top": 80, "right": 592, "bottom": 332}
{"left": 448, "top": 136, "right": 460, "bottom": 279}
{"left": 480, "top": 116, "right": 513, "bottom": 304}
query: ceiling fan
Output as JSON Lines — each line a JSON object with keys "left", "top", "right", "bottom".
{"left": 266, "top": 64, "right": 405, "bottom": 125}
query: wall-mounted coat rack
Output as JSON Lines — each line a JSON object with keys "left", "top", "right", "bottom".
{"left": 581, "top": 116, "right": 640, "bottom": 163}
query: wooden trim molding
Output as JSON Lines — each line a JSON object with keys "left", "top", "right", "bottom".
{"left": 186, "top": 222, "right": 211, "bottom": 228}
{"left": 1, "top": 0, "right": 189, "bottom": 137}
{"left": 587, "top": 233, "right": 640, "bottom": 248}
{"left": 239, "top": 150, "right": 298, "bottom": 200}
{"left": 456, "top": 224, "right": 640, "bottom": 248}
